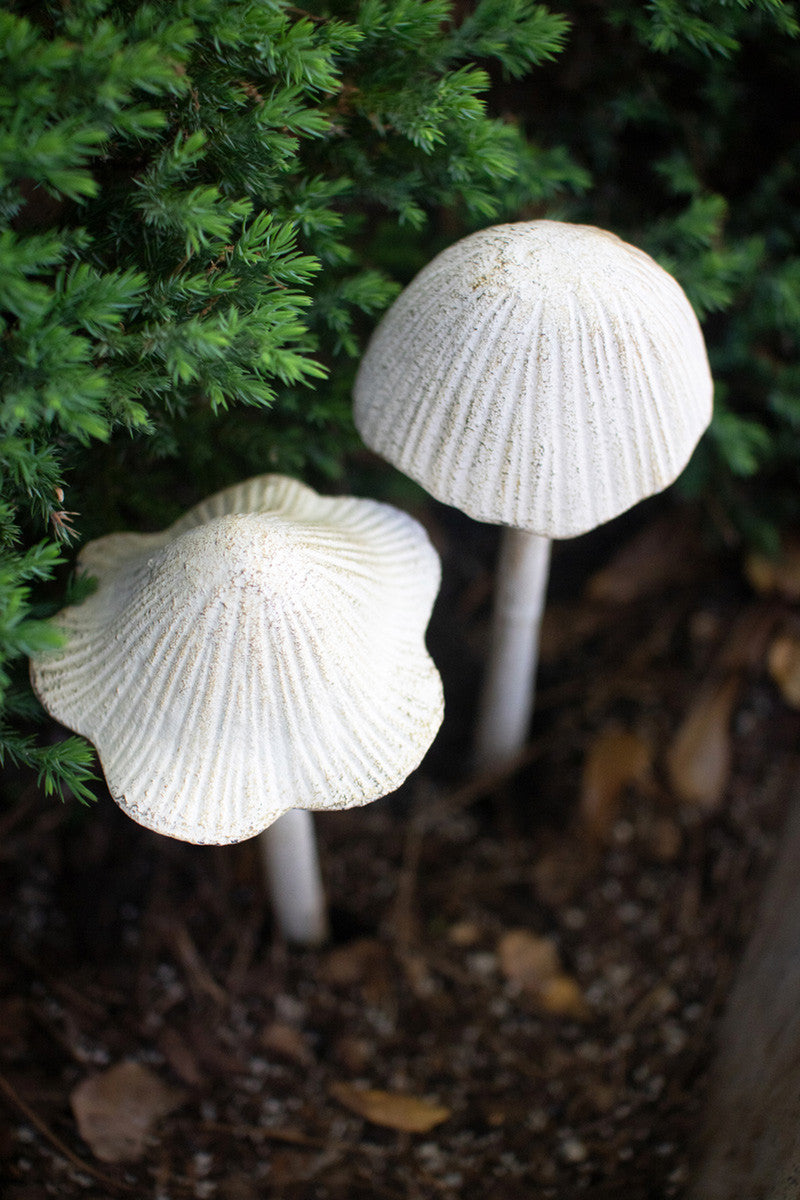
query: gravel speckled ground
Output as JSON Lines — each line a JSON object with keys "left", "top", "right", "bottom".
{"left": 1, "top": 500, "right": 798, "bottom": 1199}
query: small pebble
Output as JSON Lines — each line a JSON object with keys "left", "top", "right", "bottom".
{"left": 559, "top": 1136, "right": 588, "bottom": 1163}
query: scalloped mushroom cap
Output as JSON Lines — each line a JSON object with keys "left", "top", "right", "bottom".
{"left": 30, "top": 476, "right": 444, "bottom": 845}
{"left": 353, "top": 220, "right": 713, "bottom": 538}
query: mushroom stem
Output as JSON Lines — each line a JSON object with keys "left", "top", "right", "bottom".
{"left": 259, "top": 809, "right": 329, "bottom": 946}
{"left": 474, "top": 527, "right": 552, "bottom": 771}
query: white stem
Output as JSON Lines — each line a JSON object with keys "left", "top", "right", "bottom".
{"left": 259, "top": 809, "right": 329, "bottom": 946}
{"left": 474, "top": 527, "right": 552, "bottom": 771}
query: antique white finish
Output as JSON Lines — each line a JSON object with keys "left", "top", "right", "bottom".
{"left": 260, "top": 808, "right": 330, "bottom": 946}
{"left": 30, "top": 475, "right": 444, "bottom": 940}
{"left": 474, "top": 528, "right": 552, "bottom": 768}
{"left": 354, "top": 220, "right": 713, "bottom": 767}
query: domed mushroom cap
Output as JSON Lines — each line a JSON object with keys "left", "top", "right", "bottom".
{"left": 30, "top": 475, "right": 443, "bottom": 845}
{"left": 354, "top": 220, "right": 713, "bottom": 539}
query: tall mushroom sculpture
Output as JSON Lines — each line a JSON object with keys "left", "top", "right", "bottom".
{"left": 30, "top": 474, "right": 444, "bottom": 944}
{"left": 353, "top": 220, "right": 713, "bottom": 769}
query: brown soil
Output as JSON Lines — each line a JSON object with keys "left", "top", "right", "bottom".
{"left": 1, "top": 500, "right": 798, "bottom": 1200}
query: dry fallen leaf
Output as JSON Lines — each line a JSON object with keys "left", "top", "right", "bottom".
{"left": 537, "top": 974, "right": 593, "bottom": 1022}
{"left": 260, "top": 1020, "right": 314, "bottom": 1065}
{"left": 157, "top": 1025, "right": 205, "bottom": 1087}
{"left": 714, "top": 604, "right": 782, "bottom": 674}
{"left": 447, "top": 920, "right": 482, "bottom": 947}
{"left": 70, "top": 1061, "right": 184, "bottom": 1163}
{"left": 497, "top": 929, "right": 561, "bottom": 990}
{"left": 497, "top": 930, "right": 592, "bottom": 1020}
{"left": 767, "top": 632, "right": 800, "bottom": 708}
{"left": 329, "top": 1082, "right": 450, "bottom": 1133}
{"left": 320, "top": 938, "right": 394, "bottom": 1004}
{"left": 578, "top": 727, "right": 652, "bottom": 841}
{"left": 665, "top": 675, "right": 741, "bottom": 811}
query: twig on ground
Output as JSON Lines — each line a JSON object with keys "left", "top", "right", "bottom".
{"left": 391, "top": 739, "right": 547, "bottom": 952}
{"left": 0, "top": 1069, "right": 137, "bottom": 1193}
{"left": 159, "top": 917, "right": 229, "bottom": 1006}
{"left": 202, "top": 1119, "right": 333, "bottom": 1149}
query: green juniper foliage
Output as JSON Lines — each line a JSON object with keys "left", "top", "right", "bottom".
{"left": 509, "top": 0, "right": 800, "bottom": 548}
{"left": 0, "top": 0, "right": 578, "bottom": 801}
{"left": 2, "top": 0, "right": 800, "bottom": 805}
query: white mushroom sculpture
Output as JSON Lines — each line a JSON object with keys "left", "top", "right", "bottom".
{"left": 353, "top": 220, "right": 713, "bottom": 770}
{"left": 30, "top": 474, "right": 444, "bottom": 945}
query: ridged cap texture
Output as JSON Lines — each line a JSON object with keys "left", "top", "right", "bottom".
{"left": 354, "top": 220, "right": 713, "bottom": 538}
{"left": 30, "top": 475, "right": 444, "bottom": 844}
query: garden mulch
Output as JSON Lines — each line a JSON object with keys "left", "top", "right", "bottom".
{"left": 1, "top": 498, "right": 799, "bottom": 1199}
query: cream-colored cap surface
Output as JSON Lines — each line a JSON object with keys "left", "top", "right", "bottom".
{"left": 354, "top": 220, "right": 713, "bottom": 538}
{"left": 30, "top": 475, "right": 443, "bottom": 844}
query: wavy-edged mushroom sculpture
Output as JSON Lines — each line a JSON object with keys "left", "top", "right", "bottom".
{"left": 354, "top": 220, "right": 713, "bottom": 768}
{"left": 30, "top": 474, "right": 444, "bottom": 943}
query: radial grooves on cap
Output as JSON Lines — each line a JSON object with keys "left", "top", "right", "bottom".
{"left": 626, "top": 306, "right": 677, "bottom": 485}
{"left": 207, "top": 634, "right": 244, "bottom": 838}
{"left": 454, "top": 293, "right": 525, "bottom": 519}
{"left": 424, "top": 292, "right": 520, "bottom": 496}
{"left": 595, "top": 292, "right": 641, "bottom": 495}
{"left": 535, "top": 307, "right": 560, "bottom": 532}
{"left": 31, "top": 476, "right": 444, "bottom": 844}
{"left": 261, "top": 605, "right": 302, "bottom": 797}
{"left": 174, "top": 474, "right": 295, "bottom": 531}
{"left": 110, "top": 599, "right": 216, "bottom": 835}
{"left": 585, "top": 286, "right": 626, "bottom": 526}
{"left": 499, "top": 300, "right": 540, "bottom": 525}
{"left": 78, "top": 531, "right": 162, "bottom": 579}
{"left": 354, "top": 220, "right": 713, "bottom": 539}
{"left": 565, "top": 293, "right": 598, "bottom": 531}
{"left": 180, "top": 600, "right": 233, "bottom": 833}
{"left": 400, "top": 297, "right": 484, "bottom": 475}
{"left": 253, "top": 599, "right": 292, "bottom": 824}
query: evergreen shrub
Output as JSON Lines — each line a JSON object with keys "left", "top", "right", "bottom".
{"left": 0, "top": 0, "right": 579, "bottom": 799}
{"left": 2, "top": 0, "right": 799, "bottom": 803}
